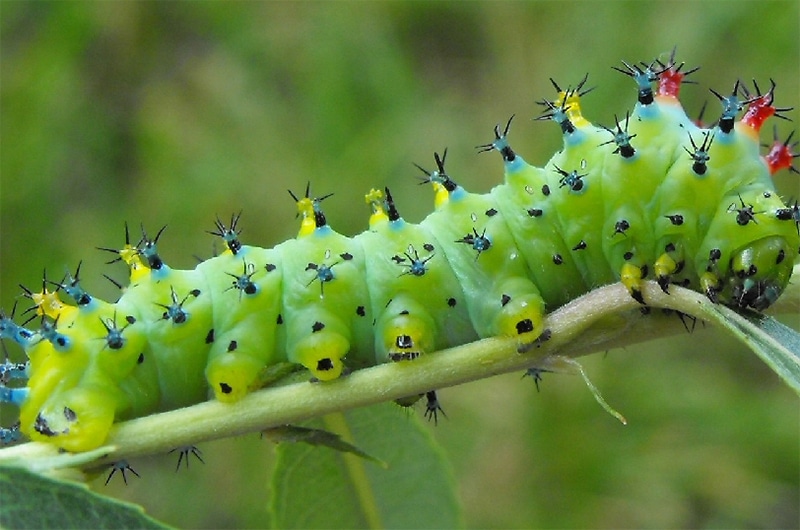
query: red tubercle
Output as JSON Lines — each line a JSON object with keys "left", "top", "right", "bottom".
{"left": 656, "top": 68, "right": 686, "bottom": 99}
{"left": 655, "top": 52, "right": 698, "bottom": 100}
{"left": 741, "top": 87, "right": 776, "bottom": 132}
{"left": 764, "top": 129, "right": 799, "bottom": 175}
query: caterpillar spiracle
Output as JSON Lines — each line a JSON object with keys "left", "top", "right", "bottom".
{"left": 1, "top": 53, "right": 798, "bottom": 453}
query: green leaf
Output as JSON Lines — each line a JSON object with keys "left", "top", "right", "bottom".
{"left": 264, "top": 425, "right": 386, "bottom": 467}
{"left": 0, "top": 466, "right": 171, "bottom": 529}
{"left": 712, "top": 308, "right": 800, "bottom": 395}
{"left": 269, "top": 403, "right": 462, "bottom": 529}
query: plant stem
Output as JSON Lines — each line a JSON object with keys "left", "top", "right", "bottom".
{"left": 1, "top": 271, "right": 798, "bottom": 473}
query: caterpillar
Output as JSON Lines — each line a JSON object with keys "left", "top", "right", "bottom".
{"left": 1, "top": 52, "right": 798, "bottom": 453}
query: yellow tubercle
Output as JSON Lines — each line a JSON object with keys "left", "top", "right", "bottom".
{"left": 295, "top": 196, "right": 317, "bottom": 237}
{"left": 115, "top": 243, "right": 151, "bottom": 283}
{"left": 30, "top": 288, "right": 71, "bottom": 321}
{"left": 432, "top": 181, "right": 449, "bottom": 209}
{"left": 557, "top": 90, "right": 590, "bottom": 128}
{"left": 365, "top": 188, "right": 389, "bottom": 228}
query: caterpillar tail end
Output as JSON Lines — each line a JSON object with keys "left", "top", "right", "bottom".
{"left": 293, "top": 332, "right": 349, "bottom": 381}
{"left": 21, "top": 388, "right": 115, "bottom": 453}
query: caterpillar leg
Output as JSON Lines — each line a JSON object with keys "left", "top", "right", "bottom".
{"left": 395, "top": 390, "right": 446, "bottom": 425}
{"left": 725, "top": 236, "right": 796, "bottom": 310}
{"left": 292, "top": 329, "right": 349, "bottom": 381}
{"left": 283, "top": 304, "right": 352, "bottom": 382}
{"left": 620, "top": 262, "right": 648, "bottom": 304}
{"left": 375, "top": 297, "right": 436, "bottom": 363}
{"left": 492, "top": 278, "right": 546, "bottom": 346}
{"left": 422, "top": 390, "right": 446, "bottom": 425}
{"left": 654, "top": 243, "right": 686, "bottom": 293}
{"left": 205, "top": 351, "right": 270, "bottom": 403}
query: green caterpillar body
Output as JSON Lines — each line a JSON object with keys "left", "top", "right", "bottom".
{"left": 3, "top": 55, "right": 798, "bottom": 452}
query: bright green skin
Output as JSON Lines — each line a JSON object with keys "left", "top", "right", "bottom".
{"left": 199, "top": 245, "right": 284, "bottom": 402}
{"left": 359, "top": 218, "right": 477, "bottom": 363}
{"left": 16, "top": 73, "right": 799, "bottom": 453}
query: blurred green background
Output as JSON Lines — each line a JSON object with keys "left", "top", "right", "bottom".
{"left": 1, "top": 2, "right": 798, "bottom": 528}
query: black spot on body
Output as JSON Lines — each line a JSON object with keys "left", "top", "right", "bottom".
{"left": 227, "top": 341, "right": 237, "bottom": 352}
{"left": 447, "top": 297, "right": 456, "bottom": 307}
{"left": 527, "top": 208, "right": 543, "bottom": 217}
{"left": 265, "top": 263, "right": 276, "bottom": 272}
{"left": 666, "top": 214, "right": 684, "bottom": 225}
{"left": 356, "top": 306, "right": 366, "bottom": 317}
{"left": 553, "top": 254, "right": 563, "bottom": 265}
{"left": 541, "top": 185, "right": 551, "bottom": 196}
{"left": 501, "top": 294, "right": 511, "bottom": 306}
{"left": 277, "top": 314, "right": 283, "bottom": 325}
{"left": 220, "top": 383, "right": 232, "bottom": 394}
{"left": 623, "top": 251, "right": 634, "bottom": 261}
{"left": 317, "top": 358, "right": 334, "bottom": 371}
{"left": 34, "top": 414, "right": 56, "bottom": 437}
{"left": 312, "top": 321, "right": 325, "bottom": 332}
{"left": 205, "top": 329, "right": 215, "bottom": 344}
{"left": 341, "top": 252, "right": 353, "bottom": 261}
{"left": 137, "top": 353, "right": 145, "bottom": 364}
{"left": 63, "top": 407, "right": 77, "bottom": 422}
{"left": 516, "top": 319, "right": 534, "bottom": 334}
{"left": 485, "top": 208, "right": 498, "bottom": 217}
{"left": 572, "top": 240, "right": 586, "bottom": 251}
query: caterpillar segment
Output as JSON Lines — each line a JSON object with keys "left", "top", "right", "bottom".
{"left": 417, "top": 153, "right": 547, "bottom": 343}
{"left": 1, "top": 52, "right": 798, "bottom": 452}
{"left": 364, "top": 188, "right": 476, "bottom": 364}
{"left": 199, "top": 244, "right": 284, "bottom": 403}
{"left": 484, "top": 117, "right": 587, "bottom": 309}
